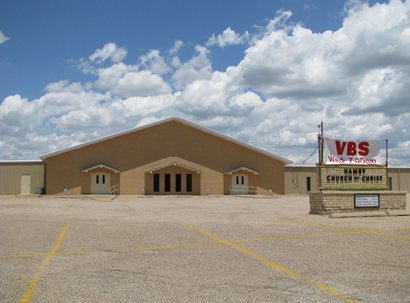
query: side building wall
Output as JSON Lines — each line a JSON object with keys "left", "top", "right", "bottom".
{"left": 0, "top": 161, "right": 45, "bottom": 195}
{"left": 388, "top": 168, "right": 410, "bottom": 191}
{"left": 284, "top": 166, "right": 318, "bottom": 194}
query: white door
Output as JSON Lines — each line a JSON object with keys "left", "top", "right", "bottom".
{"left": 91, "top": 173, "right": 111, "bottom": 194}
{"left": 232, "top": 174, "right": 248, "bottom": 186}
{"left": 231, "top": 174, "right": 249, "bottom": 194}
{"left": 20, "top": 175, "right": 31, "bottom": 195}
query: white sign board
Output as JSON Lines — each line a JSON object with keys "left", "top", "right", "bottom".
{"left": 354, "top": 194, "right": 380, "bottom": 208}
{"left": 325, "top": 139, "right": 381, "bottom": 165}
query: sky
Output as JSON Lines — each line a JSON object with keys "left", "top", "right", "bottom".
{"left": 0, "top": 0, "right": 409, "bottom": 166}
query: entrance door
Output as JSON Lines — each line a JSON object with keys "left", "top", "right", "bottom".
{"left": 91, "top": 173, "right": 111, "bottom": 194}
{"left": 20, "top": 175, "right": 31, "bottom": 195}
{"left": 231, "top": 174, "right": 249, "bottom": 194}
{"left": 232, "top": 174, "right": 248, "bottom": 186}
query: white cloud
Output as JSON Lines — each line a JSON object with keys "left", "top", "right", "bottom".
{"left": 172, "top": 45, "right": 213, "bottom": 90}
{"left": 169, "top": 40, "right": 184, "bottom": 56}
{"left": 114, "top": 71, "right": 172, "bottom": 97}
{"left": 347, "top": 67, "right": 410, "bottom": 115}
{"left": 0, "top": 95, "right": 35, "bottom": 137}
{"left": 264, "top": 10, "right": 293, "bottom": 34}
{"left": 229, "top": 91, "right": 263, "bottom": 109}
{"left": 236, "top": 24, "right": 345, "bottom": 99}
{"left": 139, "top": 50, "right": 171, "bottom": 75}
{"left": 95, "top": 63, "right": 172, "bottom": 97}
{"left": 89, "top": 42, "right": 127, "bottom": 63}
{"left": 121, "top": 94, "right": 176, "bottom": 117}
{"left": 235, "top": 0, "right": 410, "bottom": 103}
{"left": 343, "top": 0, "right": 368, "bottom": 14}
{"left": 176, "top": 71, "right": 233, "bottom": 116}
{"left": 0, "top": 31, "right": 9, "bottom": 44}
{"left": 169, "top": 40, "right": 184, "bottom": 68}
{"left": 206, "top": 27, "right": 249, "bottom": 48}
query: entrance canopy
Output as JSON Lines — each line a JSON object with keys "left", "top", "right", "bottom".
{"left": 225, "top": 167, "right": 259, "bottom": 175}
{"left": 82, "top": 164, "right": 120, "bottom": 174}
{"left": 145, "top": 162, "right": 201, "bottom": 174}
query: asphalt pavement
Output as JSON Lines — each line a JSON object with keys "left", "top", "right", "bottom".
{"left": 0, "top": 194, "right": 409, "bottom": 303}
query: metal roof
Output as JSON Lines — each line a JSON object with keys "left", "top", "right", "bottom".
{"left": 0, "top": 159, "right": 43, "bottom": 164}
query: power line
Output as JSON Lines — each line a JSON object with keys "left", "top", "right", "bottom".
{"left": 292, "top": 146, "right": 317, "bottom": 166}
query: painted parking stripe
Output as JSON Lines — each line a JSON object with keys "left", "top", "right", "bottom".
{"left": 358, "top": 230, "right": 410, "bottom": 241}
{"left": 122, "top": 203, "right": 136, "bottom": 210}
{"left": 180, "top": 222, "right": 359, "bottom": 303}
{"left": 20, "top": 223, "right": 69, "bottom": 303}
{"left": 63, "top": 203, "right": 75, "bottom": 211}
{"left": 1, "top": 230, "right": 373, "bottom": 260}
{"left": 4, "top": 229, "right": 406, "bottom": 262}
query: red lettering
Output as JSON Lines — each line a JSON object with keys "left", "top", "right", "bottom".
{"left": 335, "top": 141, "right": 347, "bottom": 155}
{"left": 358, "top": 141, "right": 369, "bottom": 156}
{"left": 328, "top": 155, "right": 344, "bottom": 163}
{"left": 347, "top": 142, "right": 357, "bottom": 156}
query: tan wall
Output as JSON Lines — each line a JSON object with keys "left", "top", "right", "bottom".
{"left": 44, "top": 120, "right": 286, "bottom": 195}
{"left": 388, "top": 168, "right": 410, "bottom": 191}
{"left": 0, "top": 162, "right": 44, "bottom": 195}
{"left": 284, "top": 166, "right": 317, "bottom": 194}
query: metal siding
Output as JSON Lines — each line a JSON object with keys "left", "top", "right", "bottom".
{"left": 284, "top": 166, "right": 317, "bottom": 194}
{"left": 0, "top": 163, "right": 44, "bottom": 195}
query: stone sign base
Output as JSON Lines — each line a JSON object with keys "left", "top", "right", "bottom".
{"left": 309, "top": 191, "right": 406, "bottom": 215}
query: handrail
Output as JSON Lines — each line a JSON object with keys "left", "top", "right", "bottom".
{"left": 229, "top": 185, "right": 257, "bottom": 195}
{"left": 110, "top": 184, "right": 120, "bottom": 195}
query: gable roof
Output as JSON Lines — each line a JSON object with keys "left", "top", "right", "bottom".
{"left": 82, "top": 164, "right": 120, "bottom": 174}
{"left": 145, "top": 161, "right": 202, "bottom": 174}
{"left": 225, "top": 166, "right": 259, "bottom": 175}
{"left": 40, "top": 117, "right": 291, "bottom": 164}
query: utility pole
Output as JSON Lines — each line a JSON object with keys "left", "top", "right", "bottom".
{"left": 385, "top": 138, "right": 389, "bottom": 190}
{"left": 385, "top": 139, "right": 389, "bottom": 167}
{"left": 318, "top": 122, "right": 324, "bottom": 164}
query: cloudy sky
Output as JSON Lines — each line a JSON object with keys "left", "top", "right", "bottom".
{"left": 0, "top": 0, "right": 409, "bottom": 166}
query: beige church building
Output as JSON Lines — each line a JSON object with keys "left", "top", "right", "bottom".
{"left": 40, "top": 117, "right": 290, "bottom": 195}
{"left": 1, "top": 117, "right": 409, "bottom": 196}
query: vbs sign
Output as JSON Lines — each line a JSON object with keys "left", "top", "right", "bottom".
{"left": 325, "top": 139, "right": 381, "bottom": 165}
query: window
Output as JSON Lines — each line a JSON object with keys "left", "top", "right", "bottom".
{"left": 186, "top": 174, "right": 192, "bottom": 192}
{"left": 389, "top": 177, "right": 393, "bottom": 191}
{"left": 236, "top": 176, "right": 239, "bottom": 185}
{"left": 176, "top": 174, "right": 181, "bottom": 192}
{"left": 241, "top": 176, "right": 244, "bottom": 185}
{"left": 102, "top": 174, "right": 105, "bottom": 184}
{"left": 165, "top": 174, "right": 171, "bottom": 192}
{"left": 154, "top": 174, "right": 160, "bottom": 192}
{"left": 96, "top": 175, "right": 99, "bottom": 184}
{"left": 307, "top": 177, "right": 311, "bottom": 192}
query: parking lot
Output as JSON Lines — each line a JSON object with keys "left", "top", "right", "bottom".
{"left": 0, "top": 194, "right": 409, "bottom": 303}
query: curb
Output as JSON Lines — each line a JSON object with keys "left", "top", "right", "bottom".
{"left": 329, "top": 210, "right": 410, "bottom": 218}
